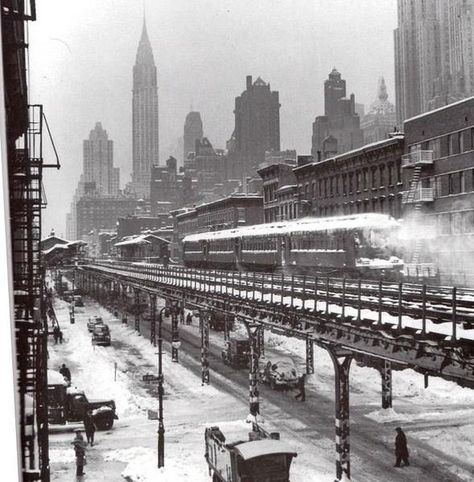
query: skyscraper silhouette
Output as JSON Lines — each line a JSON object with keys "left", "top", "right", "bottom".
{"left": 132, "top": 17, "right": 159, "bottom": 199}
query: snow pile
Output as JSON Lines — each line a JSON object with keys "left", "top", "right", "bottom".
{"left": 106, "top": 446, "right": 209, "bottom": 482}
{"left": 49, "top": 448, "right": 75, "bottom": 463}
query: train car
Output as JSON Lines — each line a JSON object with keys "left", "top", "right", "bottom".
{"left": 204, "top": 426, "right": 297, "bottom": 482}
{"left": 183, "top": 213, "right": 403, "bottom": 278}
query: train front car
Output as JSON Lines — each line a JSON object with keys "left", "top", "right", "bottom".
{"left": 279, "top": 213, "right": 404, "bottom": 279}
{"left": 351, "top": 214, "right": 404, "bottom": 280}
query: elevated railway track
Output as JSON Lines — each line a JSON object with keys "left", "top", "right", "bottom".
{"left": 74, "top": 261, "right": 474, "bottom": 481}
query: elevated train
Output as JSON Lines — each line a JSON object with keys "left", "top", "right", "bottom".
{"left": 183, "top": 213, "right": 403, "bottom": 279}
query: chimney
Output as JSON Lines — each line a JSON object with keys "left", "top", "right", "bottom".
{"left": 317, "top": 151, "right": 322, "bottom": 162}
{"left": 246, "top": 75, "right": 252, "bottom": 90}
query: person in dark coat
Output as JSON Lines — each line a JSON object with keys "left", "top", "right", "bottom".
{"left": 394, "top": 427, "right": 410, "bottom": 467}
{"left": 53, "top": 326, "right": 60, "bottom": 344}
{"left": 59, "top": 363, "right": 71, "bottom": 383}
{"left": 186, "top": 313, "right": 193, "bottom": 325}
{"left": 295, "top": 374, "right": 306, "bottom": 401}
{"left": 71, "top": 430, "right": 87, "bottom": 476}
{"left": 83, "top": 410, "right": 96, "bottom": 446}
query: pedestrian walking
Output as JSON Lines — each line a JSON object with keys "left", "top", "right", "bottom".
{"left": 59, "top": 363, "right": 71, "bottom": 383}
{"left": 83, "top": 410, "right": 96, "bottom": 446}
{"left": 394, "top": 427, "right": 410, "bottom": 467}
{"left": 186, "top": 313, "right": 193, "bottom": 325}
{"left": 71, "top": 430, "right": 87, "bottom": 477}
{"left": 53, "top": 326, "right": 60, "bottom": 344}
{"left": 58, "top": 330, "right": 63, "bottom": 344}
{"left": 295, "top": 374, "right": 306, "bottom": 401}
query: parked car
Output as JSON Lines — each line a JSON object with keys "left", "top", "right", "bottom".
{"left": 73, "top": 295, "right": 84, "bottom": 307}
{"left": 221, "top": 337, "right": 250, "bottom": 368}
{"left": 92, "top": 323, "right": 111, "bottom": 346}
{"left": 87, "top": 316, "right": 104, "bottom": 332}
{"left": 260, "top": 357, "right": 300, "bottom": 390}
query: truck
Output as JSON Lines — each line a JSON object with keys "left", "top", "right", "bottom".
{"left": 92, "top": 323, "right": 111, "bottom": 346}
{"left": 47, "top": 370, "right": 118, "bottom": 430}
{"left": 204, "top": 424, "right": 297, "bottom": 482}
{"left": 221, "top": 336, "right": 250, "bottom": 368}
{"left": 209, "top": 312, "right": 234, "bottom": 332}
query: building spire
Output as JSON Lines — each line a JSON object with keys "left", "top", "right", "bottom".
{"left": 136, "top": 13, "right": 154, "bottom": 65}
{"left": 377, "top": 76, "right": 388, "bottom": 102}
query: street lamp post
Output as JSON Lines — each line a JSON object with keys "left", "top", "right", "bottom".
{"left": 157, "top": 306, "right": 166, "bottom": 468}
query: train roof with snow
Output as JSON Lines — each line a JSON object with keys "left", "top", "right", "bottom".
{"left": 183, "top": 213, "right": 400, "bottom": 243}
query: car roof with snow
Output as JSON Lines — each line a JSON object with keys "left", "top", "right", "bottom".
{"left": 267, "top": 356, "right": 296, "bottom": 365}
{"left": 233, "top": 439, "right": 296, "bottom": 460}
{"left": 48, "top": 370, "right": 68, "bottom": 386}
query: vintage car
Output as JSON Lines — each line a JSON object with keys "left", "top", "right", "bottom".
{"left": 87, "top": 316, "right": 104, "bottom": 332}
{"left": 73, "top": 295, "right": 84, "bottom": 307}
{"left": 92, "top": 323, "right": 111, "bottom": 346}
{"left": 221, "top": 337, "right": 250, "bottom": 368}
{"left": 260, "top": 356, "right": 300, "bottom": 390}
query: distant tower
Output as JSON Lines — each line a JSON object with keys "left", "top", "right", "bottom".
{"left": 311, "top": 68, "right": 364, "bottom": 160}
{"left": 83, "top": 122, "right": 119, "bottom": 195}
{"left": 361, "top": 77, "right": 396, "bottom": 144}
{"left": 229, "top": 75, "right": 280, "bottom": 180}
{"left": 132, "top": 17, "right": 159, "bottom": 199}
{"left": 183, "top": 111, "right": 203, "bottom": 161}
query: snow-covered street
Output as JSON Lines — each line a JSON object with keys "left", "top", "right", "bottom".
{"left": 47, "top": 295, "right": 474, "bottom": 481}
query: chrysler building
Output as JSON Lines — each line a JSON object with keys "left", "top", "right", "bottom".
{"left": 132, "top": 18, "right": 159, "bottom": 198}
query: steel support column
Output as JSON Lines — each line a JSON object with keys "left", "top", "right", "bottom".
{"left": 171, "top": 307, "right": 180, "bottom": 362}
{"left": 328, "top": 349, "right": 353, "bottom": 481}
{"left": 244, "top": 321, "right": 261, "bottom": 416}
{"left": 306, "top": 337, "right": 314, "bottom": 374}
{"left": 150, "top": 294, "right": 157, "bottom": 346}
{"left": 381, "top": 360, "right": 392, "bottom": 409}
{"left": 257, "top": 325, "right": 265, "bottom": 359}
{"left": 134, "top": 289, "right": 140, "bottom": 334}
{"left": 200, "top": 311, "right": 210, "bottom": 384}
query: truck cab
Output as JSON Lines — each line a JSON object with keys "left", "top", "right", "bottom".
{"left": 222, "top": 337, "right": 250, "bottom": 368}
{"left": 47, "top": 370, "right": 117, "bottom": 430}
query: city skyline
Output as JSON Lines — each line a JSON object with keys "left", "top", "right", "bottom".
{"left": 29, "top": 0, "right": 397, "bottom": 236}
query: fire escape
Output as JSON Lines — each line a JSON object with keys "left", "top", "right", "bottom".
{"left": 401, "top": 149, "right": 435, "bottom": 265}
{"left": 2, "top": 1, "right": 57, "bottom": 480}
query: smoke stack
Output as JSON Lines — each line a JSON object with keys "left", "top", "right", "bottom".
{"left": 246, "top": 75, "right": 252, "bottom": 90}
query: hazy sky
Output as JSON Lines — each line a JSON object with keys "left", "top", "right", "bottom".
{"left": 29, "top": 0, "right": 397, "bottom": 237}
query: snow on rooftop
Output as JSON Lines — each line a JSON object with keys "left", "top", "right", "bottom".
{"left": 295, "top": 135, "right": 404, "bottom": 171}
{"left": 183, "top": 213, "right": 400, "bottom": 243}
{"left": 234, "top": 439, "right": 297, "bottom": 460}
{"left": 404, "top": 96, "right": 474, "bottom": 124}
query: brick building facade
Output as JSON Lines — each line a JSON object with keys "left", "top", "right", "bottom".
{"left": 403, "top": 96, "right": 474, "bottom": 275}
{"left": 294, "top": 136, "right": 405, "bottom": 219}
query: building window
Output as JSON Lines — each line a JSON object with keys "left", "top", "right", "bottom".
{"left": 371, "top": 167, "right": 377, "bottom": 187}
{"left": 388, "top": 164, "right": 394, "bottom": 186}
{"left": 363, "top": 169, "right": 368, "bottom": 190}
{"left": 342, "top": 174, "right": 347, "bottom": 195}
{"left": 448, "top": 174, "right": 454, "bottom": 194}
{"left": 460, "top": 171, "right": 465, "bottom": 193}
{"left": 356, "top": 171, "right": 361, "bottom": 192}
{"left": 379, "top": 165, "right": 386, "bottom": 187}
{"left": 462, "top": 130, "right": 472, "bottom": 152}
{"left": 348, "top": 173, "right": 353, "bottom": 193}
{"left": 335, "top": 176, "right": 340, "bottom": 195}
